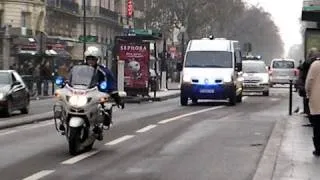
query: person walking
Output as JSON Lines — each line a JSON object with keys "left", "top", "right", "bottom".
{"left": 305, "top": 56, "right": 320, "bottom": 156}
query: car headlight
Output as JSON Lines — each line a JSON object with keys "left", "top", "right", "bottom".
{"left": 0, "top": 93, "right": 4, "bottom": 100}
{"left": 69, "top": 96, "right": 88, "bottom": 107}
{"left": 261, "top": 76, "right": 269, "bottom": 83}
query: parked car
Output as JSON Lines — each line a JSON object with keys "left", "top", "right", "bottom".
{"left": 0, "top": 70, "right": 30, "bottom": 116}
{"left": 242, "top": 60, "right": 270, "bottom": 96}
{"left": 269, "top": 58, "right": 298, "bottom": 86}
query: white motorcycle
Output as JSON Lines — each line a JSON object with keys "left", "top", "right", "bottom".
{"left": 53, "top": 65, "right": 119, "bottom": 155}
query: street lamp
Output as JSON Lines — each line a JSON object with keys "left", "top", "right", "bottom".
{"left": 83, "top": 0, "right": 86, "bottom": 60}
{"left": 180, "top": 26, "right": 186, "bottom": 64}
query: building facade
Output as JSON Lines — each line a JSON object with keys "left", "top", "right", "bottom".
{"left": 0, "top": 0, "right": 45, "bottom": 70}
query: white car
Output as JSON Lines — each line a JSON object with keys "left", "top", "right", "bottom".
{"left": 242, "top": 60, "right": 270, "bottom": 96}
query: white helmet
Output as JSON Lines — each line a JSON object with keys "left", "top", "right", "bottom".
{"left": 84, "top": 46, "right": 102, "bottom": 63}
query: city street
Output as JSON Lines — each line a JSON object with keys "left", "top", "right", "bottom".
{"left": 0, "top": 87, "right": 293, "bottom": 180}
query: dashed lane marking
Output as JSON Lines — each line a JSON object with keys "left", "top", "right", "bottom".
{"left": 22, "top": 170, "right": 55, "bottom": 180}
{"left": 158, "top": 106, "right": 224, "bottom": 124}
{"left": 0, "top": 130, "right": 17, "bottom": 136}
{"left": 61, "top": 150, "right": 99, "bottom": 165}
{"left": 105, "top": 135, "right": 135, "bottom": 146}
{"left": 136, "top": 125, "right": 157, "bottom": 133}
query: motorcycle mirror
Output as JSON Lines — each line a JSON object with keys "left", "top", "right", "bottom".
{"left": 99, "top": 81, "right": 108, "bottom": 90}
{"left": 55, "top": 76, "right": 64, "bottom": 86}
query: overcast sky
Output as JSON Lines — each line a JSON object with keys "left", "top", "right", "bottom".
{"left": 245, "top": 0, "right": 304, "bottom": 56}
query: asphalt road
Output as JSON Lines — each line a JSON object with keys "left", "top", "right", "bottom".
{"left": 0, "top": 87, "right": 294, "bottom": 180}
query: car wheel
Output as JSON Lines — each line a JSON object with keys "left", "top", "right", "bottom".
{"left": 21, "top": 105, "right": 29, "bottom": 114}
{"left": 263, "top": 91, "right": 269, "bottom": 96}
{"left": 5, "top": 100, "right": 13, "bottom": 117}
{"left": 191, "top": 98, "right": 198, "bottom": 104}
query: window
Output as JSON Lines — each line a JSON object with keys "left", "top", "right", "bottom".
{"left": 21, "top": 12, "right": 31, "bottom": 28}
{"left": 185, "top": 51, "right": 233, "bottom": 68}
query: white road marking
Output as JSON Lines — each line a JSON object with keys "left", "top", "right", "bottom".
{"left": 158, "top": 106, "right": 224, "bottom": 124}
{"left": 271, "top": 98, "right": 279, "bottom": 101}
{"left": 105, "top": 135, "right": 135, "bottom": 146}
{"left": 136, "top": 125, "right": 157, "bottom": 133}
{"left": 0, "top": 130, "right": 17, "bottom": 136}
{"left": 22, "top": 170, "right": 55, "bottom": 180}
{"left": 61, "top": 150, "right": 99, "bottom": 165}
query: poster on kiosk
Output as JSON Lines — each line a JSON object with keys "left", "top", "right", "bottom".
{"left": 118, "top": 42, "right": 150, "bottom": 95}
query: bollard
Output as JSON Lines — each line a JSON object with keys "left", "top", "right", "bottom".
{"left": 289, "top": 80, "right": 293, "bottom": 115}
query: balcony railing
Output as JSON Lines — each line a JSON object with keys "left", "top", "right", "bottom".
{"left": 85, "top": 6, "right": 119, "bottom": 23}
{"left": 47, "top": 0, "right": 79, "bottom": 14}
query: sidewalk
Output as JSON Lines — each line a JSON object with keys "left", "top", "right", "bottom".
{"left": 253, "top": 113, "right": 320, "bottom": 180}
{"left": 272, "top": 114, "right": 320, "bottom": 180}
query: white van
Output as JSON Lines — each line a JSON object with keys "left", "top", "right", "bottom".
{"left": 177, "top": 38, "right": 243, "bottom": 106}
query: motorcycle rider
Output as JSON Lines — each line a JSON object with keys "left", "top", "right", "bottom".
{"left": 83, "top": 46, "right": 124, "bottom": 128}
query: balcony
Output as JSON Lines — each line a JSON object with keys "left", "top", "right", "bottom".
{"left": 47, "top": 0, "right": 79, "bottom": 15}
{"left": 85, "top": 6, "right": 119, "bottom": 25}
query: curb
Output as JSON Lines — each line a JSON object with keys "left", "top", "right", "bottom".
{"left": 124, "top": 93, "right": 180, "bottom": 103}
{"left": 0, "top": 112, "right": 53, "bottom": 130}
{"left": 251, "top": 115, "right": 289, "bottom": 180}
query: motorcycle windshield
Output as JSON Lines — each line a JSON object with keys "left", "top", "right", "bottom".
{"left": 68, "top": 65, "right": 97, "bottom": 89}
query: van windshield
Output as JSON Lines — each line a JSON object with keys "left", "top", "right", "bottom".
{"left": 272, "top": 60, "right": 294, "bottom": 69}
{"left": 185, "top": 51, "right": 232, "bottom": 68}
{"left": 243, "top": 62, "right": 267, "bottom": 73}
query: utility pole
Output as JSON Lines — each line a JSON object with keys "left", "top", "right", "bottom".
{"left": 83, "top": 0, "right": 86, "bottom": 60}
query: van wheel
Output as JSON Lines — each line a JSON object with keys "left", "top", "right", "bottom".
{"left": 180, "top": 95, "right": 188, "bottom": 106}
{"left": 263, "top": 91, "right": 269, "bottom": 96}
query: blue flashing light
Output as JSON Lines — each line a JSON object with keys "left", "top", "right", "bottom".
{"left": 55, "top": 76, "right": 64, "bottom": 86}
{"left": 99, "top": 81, "right": 108, "bottom": 90}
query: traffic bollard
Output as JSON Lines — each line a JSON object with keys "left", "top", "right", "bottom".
{"left": 289, "top": 80, "right": 293, "bottom": 115}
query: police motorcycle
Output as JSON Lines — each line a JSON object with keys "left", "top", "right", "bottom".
{"left": 53, "top": 65, "right": 116, "bottom": 155}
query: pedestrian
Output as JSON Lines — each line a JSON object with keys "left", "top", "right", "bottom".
{"left": 297, "top": 47, "right": 319, "bottom": 117}
{"left": 305, "top": 55, "right": 320, "bottom": 156}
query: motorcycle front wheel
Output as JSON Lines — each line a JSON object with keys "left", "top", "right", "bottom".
{"left": 68, "top": 127, "right": 83, "bottom": 155}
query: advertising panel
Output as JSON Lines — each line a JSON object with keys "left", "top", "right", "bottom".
{"left": 305, "top": 28, "right": 320, "bottom": 59}
{"left": 118, "top": 42, "right": 150, "bottom": 89}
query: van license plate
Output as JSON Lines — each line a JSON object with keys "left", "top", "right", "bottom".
{"left": 200, "top": 89, "right": 214, "bottom": 93}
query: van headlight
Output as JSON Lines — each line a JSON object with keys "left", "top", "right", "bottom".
{"left": 69, "top": 96, "right": 88, "bottom": 107}
{"left": 182, "top": 75, "right": 192, "bottom": 83}
{"left": 224, "top": 76, "right": 232, "bottom": 83}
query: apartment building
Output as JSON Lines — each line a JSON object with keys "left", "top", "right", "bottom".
{"left": 0, "top": 0, "right": 45, "bottom": 69}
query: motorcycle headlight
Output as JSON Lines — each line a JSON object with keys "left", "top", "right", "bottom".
{"left": 0, "top": 93, "right": 4, "bottom": 100}
{"left": 69, "top": 96, "right": 88, "bottom": 107}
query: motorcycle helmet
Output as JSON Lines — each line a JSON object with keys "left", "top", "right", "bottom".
{"left": 84, "top": 46, "right": 102, "bottom": 64}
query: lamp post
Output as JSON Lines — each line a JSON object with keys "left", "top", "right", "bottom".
{"left": 82, "top": 0, "right": 86, "bottom": 59}
{"left": 180, "top": 26, "right": 186, "bottom": 64}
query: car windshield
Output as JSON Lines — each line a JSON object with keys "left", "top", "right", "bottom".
{"left": 272, "top": 61, "right": 294, "bottom": 69}
{"left": 68, "top": 65, "right": 97, "bottom": 89}
{"left": 185, "top": 51, "right": 232, "bottom": 68}
{"left": 0, "top": 72, "right": 10, "bottom": 84}
{"left": 243, "top": 62, "right": 267, "bottom": 73}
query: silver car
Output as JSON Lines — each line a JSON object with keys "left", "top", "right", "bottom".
{"left": 269, "top": 59, "right": 297, "bottom": 86}
{"left": 242, "top": 60, "right": 270, "bottom": 96}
